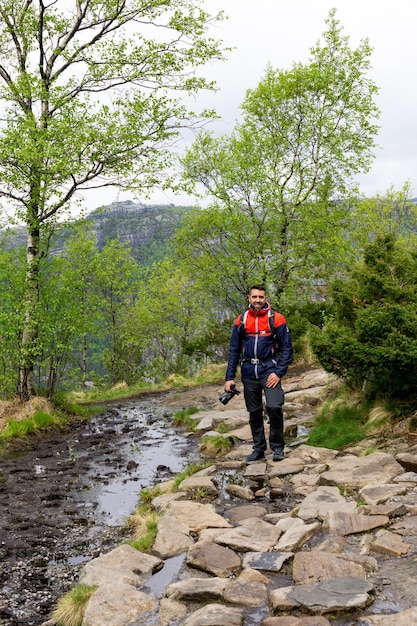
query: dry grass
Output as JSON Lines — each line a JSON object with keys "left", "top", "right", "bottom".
{"left": 365, "top": 404, "right": 393, "bottom": 436}
{"left": 51, "top": 584, "right": 97, "bottom": 626}
{"left": 0, "top": 397, "right": 53, "bottom": 433}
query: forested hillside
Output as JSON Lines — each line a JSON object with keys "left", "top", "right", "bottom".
{"left": 2, "top": 200, "right": 194, "bottom": 266}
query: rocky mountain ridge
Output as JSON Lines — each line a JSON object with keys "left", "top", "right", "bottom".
{"left": 1, "top": 200, "right": 194, "bottom": 262}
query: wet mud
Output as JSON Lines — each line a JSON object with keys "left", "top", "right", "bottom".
{"left": 0, "top": 397, "right": 198, "bottom": 626}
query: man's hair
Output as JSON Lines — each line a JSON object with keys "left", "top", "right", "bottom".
{"left": 249, "top": 284, "right": 266, "bottom": 293}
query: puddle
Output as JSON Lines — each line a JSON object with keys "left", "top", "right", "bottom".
{"left": 87, "top": 402, "right": 194, "bottom": 525}
{"left": 143, "top": 554, "right": 186, "bottom": 598}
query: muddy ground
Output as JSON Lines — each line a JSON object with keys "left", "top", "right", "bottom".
{"left": 0, "top": 387, "right": 214, "bottom": 626}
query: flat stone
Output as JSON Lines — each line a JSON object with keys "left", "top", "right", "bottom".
{"left": 393, "top": 471, "right": 417, "bottom": 483}
{"left": 292, "top": 551, "right": 367, "bottom": 584}
{"left": 371, "top": 530, "right": 411, "bottom": 556}
{"left": 287, "top": 576, "right": 374, "bottom": 613}
{"left": 297, "top": 486, "right": 356, "bottom": 521}
{"left": 225, "top": 443, "right": 253, "bottom": 460}
{"left": 237, "top": 566, "right": 270, "bottom": 584}
{"left": 320, "top": 452, "right": 403, "bottom": 490}
{"left": 276, "top": 517, "right": 305, "bottom": 533}
{"left": 81, "top": 582, "right": 155, "bottom": 626}
{"left": 186, "top": 540, "right": 242, "bottom": 577}
{"left": 226, "top": 504, "right": 267, "bottom": 523}
{"left": 152, "top": 515, "right": 194, "bottom": 558}
{"left": 289, "top": 444, "right": 339, "bottom": 464}
{"left": 79, "top": 544, "right": 162, "bottom": 587}
{"left": 269, "top": 476, "right": 285, "bottom": 490}
{"left": 192, "top": 465, "right": 217, "bottom": 476}
{"left": 274, "top": 521, "right": 321, "bottom": 552}
{"left": 329, "top": 552, "right": 378, "bottom": 573}
{"left": 224, "top": 577, "right": 268, "bottom": 606}
{"left": 357, "top": 503, "right": 407, "bottom": 518}
{"left": 213, "top": 412, "right": 248, "bottom": 429}
{"left": 228, "top": 424, "right": 252, "bottom": 440}
{"left": 285, "top": 386, "right": 330, "bottom": 404}
{"left": 214, "top": 518, "right": 281, "bottom": 552}
{"left": 166, "top": 577, "right": 227, "bottom": 602}
{"left": 182, "top": 603, "right": 243, "bottom": 626}
{"left": 395, "top": 452, "right": 417, "bottom": 473}
{"left": 326, "top": 511, "right": 389, "bottom": 536}
{"left": 225, "top": 484, "right": 255, "bottom": 500}
{"left": 179, "top": 475, "right": 218, "bottom": 495}
{"left": 358, "top": 483, "right": 407, "bottom": 505}
{"left": 314, "top": 536, "right": 348, "bottom": 553}
{"left": 364, "top": 606, "right": 417, "bottom": 625}
{"left": 164, "top": 501, "right": 232, "bottom": 532}
{"left": 159, "top": 598, "right": 187, "bottom": 626}
{"left": 242, "top": 551, "right": 293, "bottom": 572}
{"left": 269, "top": 585, "right": 301, "bottom": 611}
{"left": 264, "top": 511, "right": 292, "bottom": 524}
{"left": 243, "top": 461, "right": 267, "bottom": 478}
{"left": 194, "top": 411, "right": 226, "bottom": 432}
{"left": 290, "top": 472, "right": 321, "bottom": 496}
{"left": 262, "top": 617, "right": 331, "bottom": 626}
{"left": 268, "top": 461, "right": 304, "bottom": 477}
{"left": 285, "top": 368, "right": 332, "bottom": 391}
{"left": 390, "top": 514, "right": 417, "bottom": 536}
{"left": 151, "top": 491, "right": 188, "bottom": 513}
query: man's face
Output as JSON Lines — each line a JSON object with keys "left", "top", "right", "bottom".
{"left": 249, "top": 289, "right": 267, "bottom": 311}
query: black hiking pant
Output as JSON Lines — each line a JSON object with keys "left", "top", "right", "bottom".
{"left": 242, "top": 377, "right": 285, "bottom": 453}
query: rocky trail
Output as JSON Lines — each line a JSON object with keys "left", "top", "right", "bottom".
{"left": 2, "top": 367, "right": 417, "bottom": 626}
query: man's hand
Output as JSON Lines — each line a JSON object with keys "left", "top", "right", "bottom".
{"left": 266, "top": 373, "right": 280, "bottom": 388}
{"left": 225, "top": 380, "right": 235, "bottom": 392}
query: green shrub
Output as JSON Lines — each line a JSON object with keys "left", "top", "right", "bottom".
{"left": 311, "top": 234, "right": 417, "bottom": 400}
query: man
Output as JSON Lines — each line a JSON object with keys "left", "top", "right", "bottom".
{"left": 225, "top": 284, "right": 293, "bottom": 462}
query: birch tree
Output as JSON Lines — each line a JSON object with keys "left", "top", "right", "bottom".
{"left": 178, "top": 10, "right": 380, "bottom": 309}
{"left": 0, "top": 0, "right": 226, "bottom": 399}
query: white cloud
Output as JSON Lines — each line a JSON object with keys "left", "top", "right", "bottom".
{"left": 85, "top": 0, "right": 417, "bottom": 210}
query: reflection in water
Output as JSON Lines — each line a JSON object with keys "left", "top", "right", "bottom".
{"left": 84, "top": 401, "right": 196, "bottom": 525}
{"left": 143, "top": 554, "right": 185, "bottom": 598}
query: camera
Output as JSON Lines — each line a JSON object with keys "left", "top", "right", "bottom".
{"left": 219, "top": 384, "right": 240, "bottom": 405}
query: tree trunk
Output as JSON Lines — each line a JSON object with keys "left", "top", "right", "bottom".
{"left": 18, "top": 227, "right": 40, "bottom": 401}
{"left": 82, "top": 335, "right": 87, "bottom": 387}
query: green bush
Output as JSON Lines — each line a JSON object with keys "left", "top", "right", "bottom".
{"left": 286, "top": 302, "right": 334, "bottom": 356}
{"left": 311, "top": 235, "right": 417, "bottom": 400}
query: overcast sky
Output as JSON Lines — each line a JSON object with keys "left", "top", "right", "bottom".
{"left": 90, "top": 0, "right": 417, "bottom": 209}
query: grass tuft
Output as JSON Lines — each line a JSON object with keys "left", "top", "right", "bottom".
{"left": 172, "top": 463, "right": 211, "bottom": 491}
{"left": 307, "top": 402, "right": 369, "bottom": 449}
{"left": 199, "top": 434, "right": 234, "bottom": 457}
{"left": 172, "top": 407, "right": 200, "bottom": 431}
{"left": 126, "top": 511, "right": 159, "bottom": 551}
{"left": 51, "top": 584, "right": 97, "bottom": 626}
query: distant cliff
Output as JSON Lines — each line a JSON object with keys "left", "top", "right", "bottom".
{"left": 2, "top": 200, "right": 195, "bottom": 263}
{"left": 87, "top": 200, "right": 193, "bottom": 251}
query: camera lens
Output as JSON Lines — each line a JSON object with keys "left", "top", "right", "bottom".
{"left": 219, "top": 391, "right": 233, "bottom": 405}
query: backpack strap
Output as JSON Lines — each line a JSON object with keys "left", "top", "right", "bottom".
{"left": 239, "top": 309, "right": 249, "bottom": 336}
{"left": 239, "top": 308, "right": 276, "bottom": 338}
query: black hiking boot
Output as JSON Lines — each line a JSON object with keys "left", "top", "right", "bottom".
{"left": 272, "top": 448, "right": 285, "bottom": 462}
{"left": 246, "top": 450, "right": 266, "bottom": 463}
